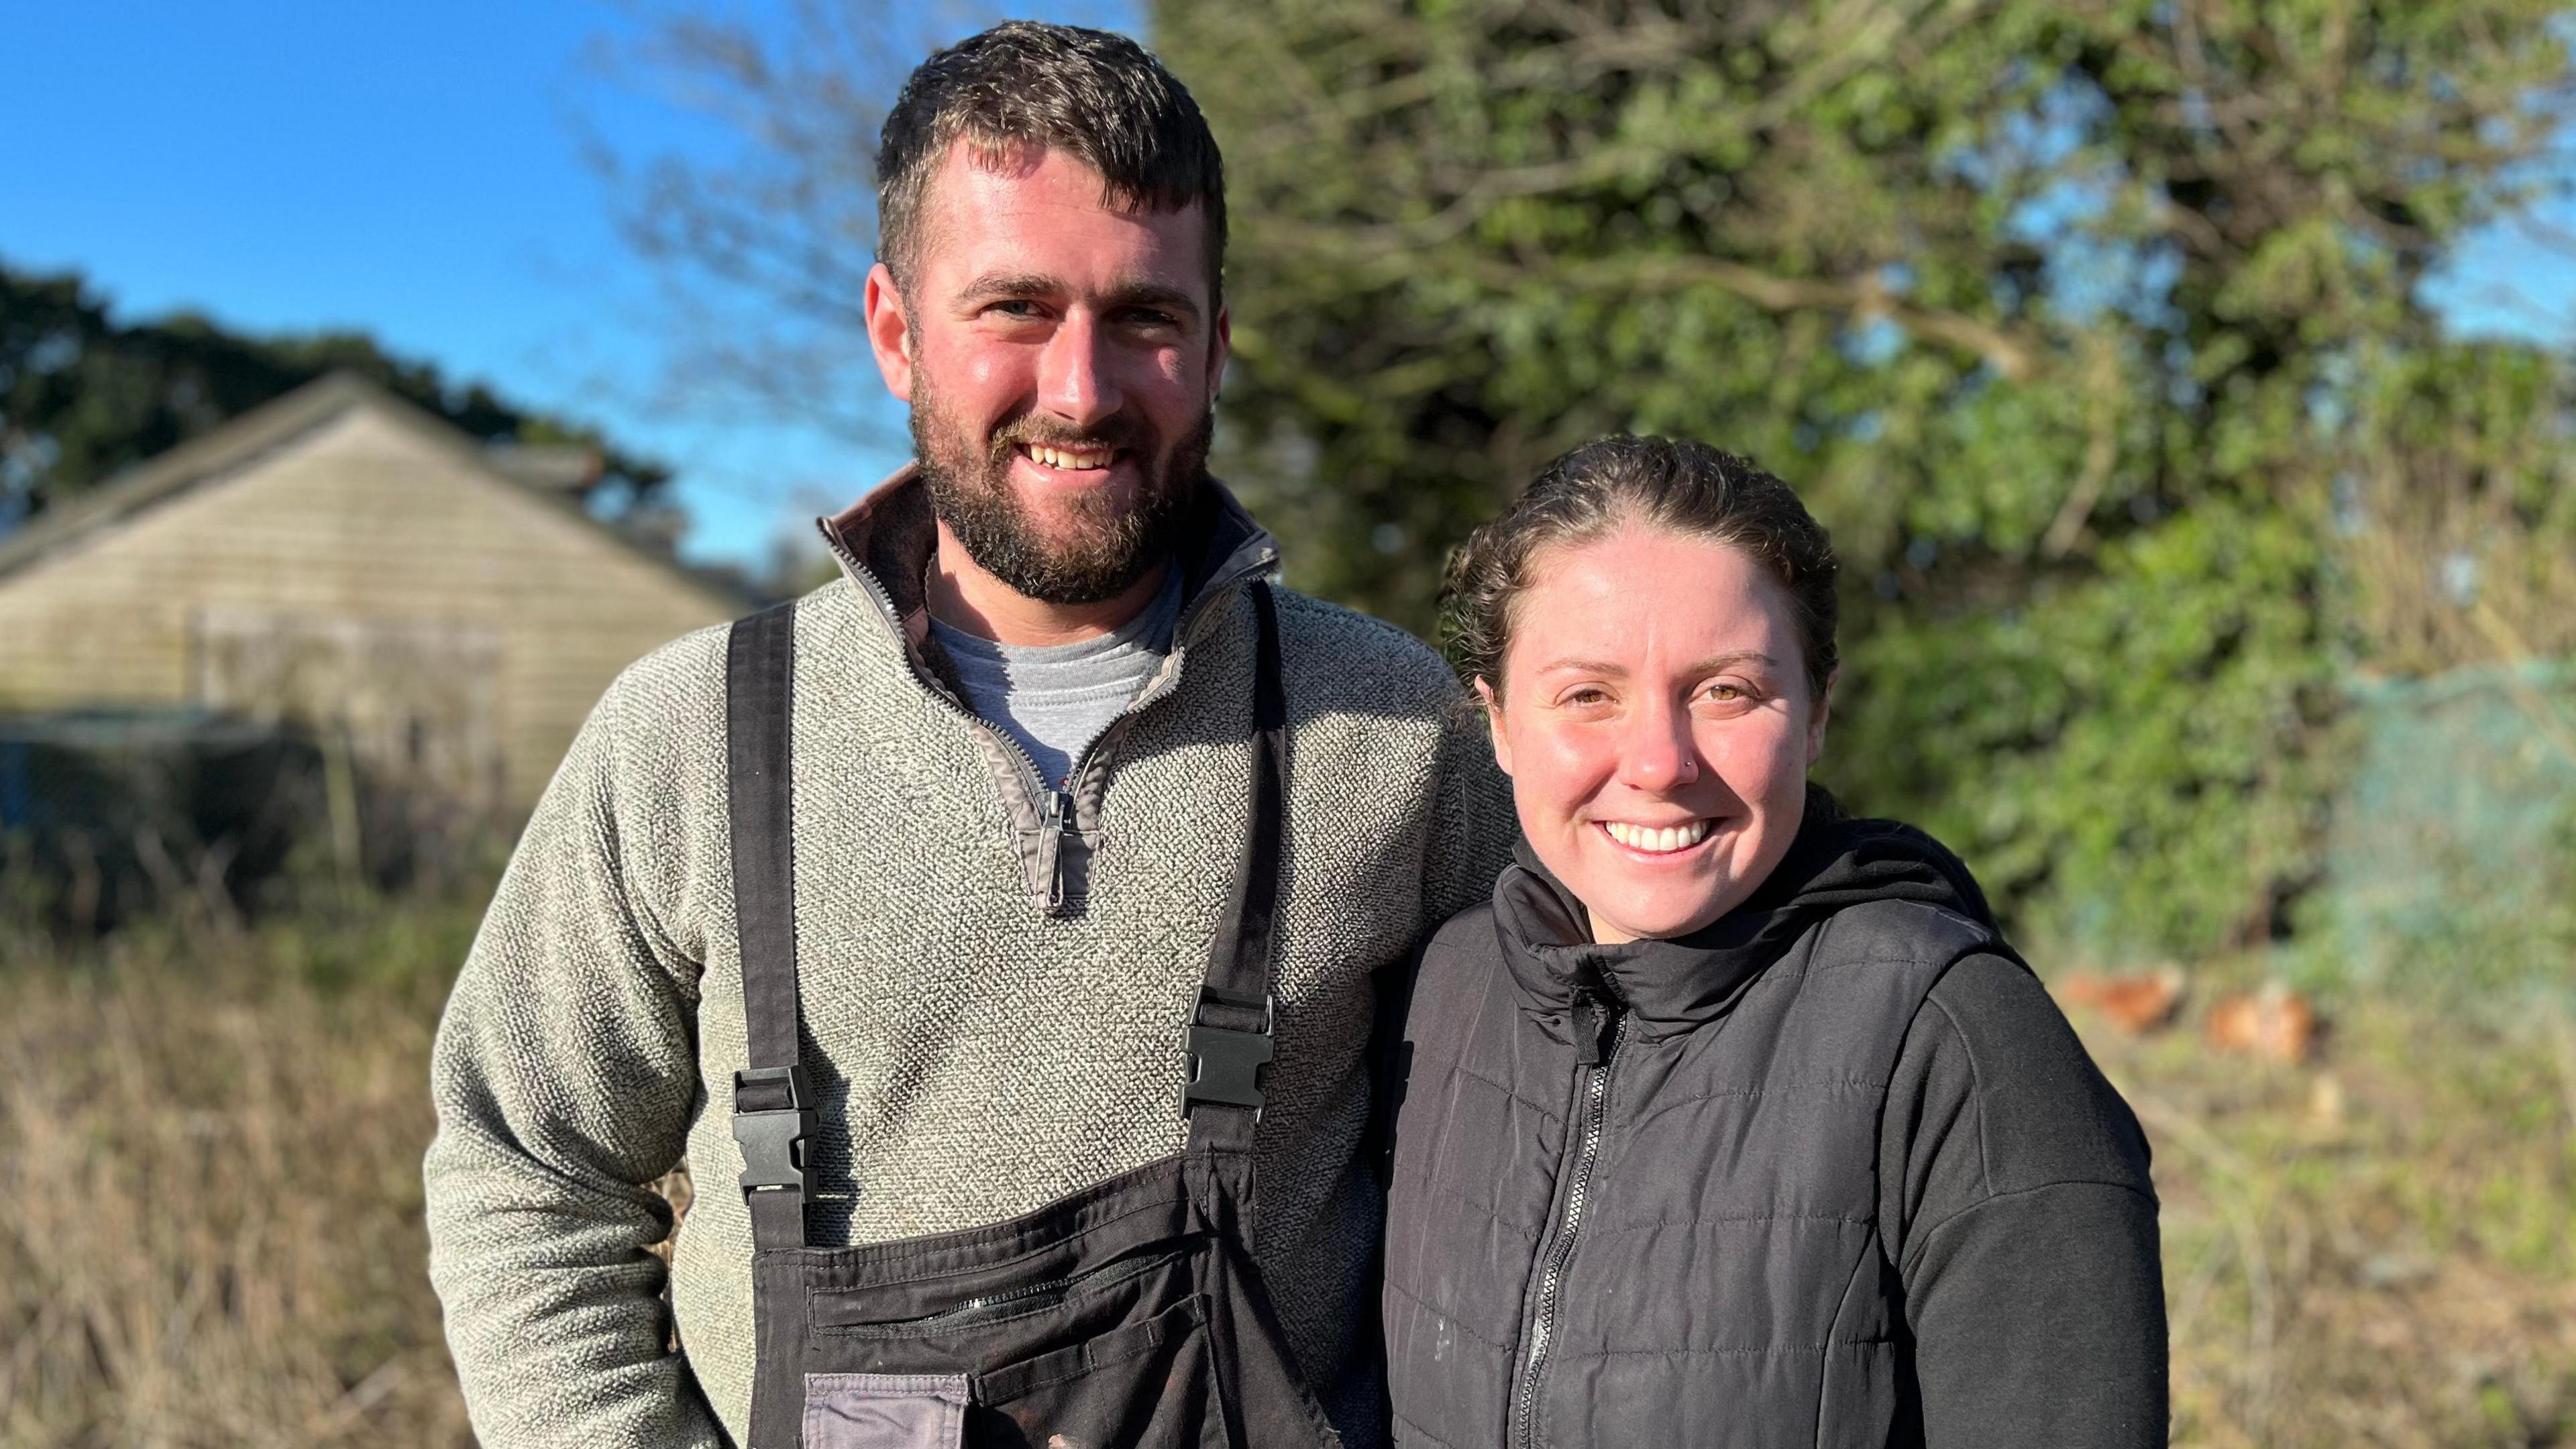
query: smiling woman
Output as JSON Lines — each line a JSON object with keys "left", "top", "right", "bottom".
{"left": 1483, "top": 527, "right": 1818, "bottom": 942}
{"left": 1383, "top": 435, "right": 2168, "bottom": 1449}
{"left": 1446, "top": 439, "right": 1838, "bottom": 942}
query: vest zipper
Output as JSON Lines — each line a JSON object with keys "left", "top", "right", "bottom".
{"left": 1511, "top": 1004, "right": 1627, "bottom": 1449}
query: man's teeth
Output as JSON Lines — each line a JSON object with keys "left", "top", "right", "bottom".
{"left": 1025, "top": 444, "right": 1112, "bottom": 471}
{"left": 1603, "top": 820, "right": 1711, "bottom": 853}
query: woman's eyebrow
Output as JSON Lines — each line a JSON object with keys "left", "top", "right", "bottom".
{"left": 1534, "top": 651, "right": 1774, "bottom": 676}
{"left": 1686, "top": 651, "right": 1775, "bottom": 673}
{"left": 1534, "top": 657, "right": 1629, "bottom": 677}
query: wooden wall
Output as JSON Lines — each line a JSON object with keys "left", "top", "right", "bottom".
{"left": 0, "top": 405, "right": 746, "bottom": 808}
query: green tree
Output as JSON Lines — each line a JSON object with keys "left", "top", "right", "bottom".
{"left": 1153, "top": 0, "right": 2576, "bottom": 959}
{"left": 589, "top": 1, "right": 2576, "bottom": 959}
{"left": 0, "top": 262, "right": 674, "bottom": 535}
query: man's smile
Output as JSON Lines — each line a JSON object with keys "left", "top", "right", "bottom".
{"left": 1016, "top": 441, "right": 1118, "bottom": 472}
{"left": 1010, "top": 441, "right": 1138, "bottom": 492}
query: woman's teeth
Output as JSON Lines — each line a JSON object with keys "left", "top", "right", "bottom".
{"left": 1601, "top": 820, "right": 1711, "bottom": 854}
{"left": 1024, "top": 443, "right": 1113, "bottom": 471}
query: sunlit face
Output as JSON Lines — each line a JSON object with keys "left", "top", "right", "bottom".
{"left": 863, "top": 142, "right": 1228, "bottom": 603}
{"left": 1483, "top": 525, "right": 1831, "bottom": 943}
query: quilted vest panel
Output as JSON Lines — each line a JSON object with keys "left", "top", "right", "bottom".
{"left": 1384, "top": 897, "right": 1995, "bottom": 1449}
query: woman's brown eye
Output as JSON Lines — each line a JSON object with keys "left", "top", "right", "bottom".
{"left": 1701, "top": 683, "right": 1756, "bottom": 708}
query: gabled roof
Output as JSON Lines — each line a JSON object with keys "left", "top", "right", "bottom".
{"left": 0, "top": 370, "right": 753, "bottom": 612}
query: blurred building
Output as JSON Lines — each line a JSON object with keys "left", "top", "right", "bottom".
{"left": 0, "top": 372, "right": 748, "bottom": 849}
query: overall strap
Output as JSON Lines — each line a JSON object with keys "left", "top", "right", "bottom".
{"left": 727, "top": 601, "right": 814, "bottom": 1254}
{"left": 1182, "top": 582, "right": 1288, "bottom": 1165}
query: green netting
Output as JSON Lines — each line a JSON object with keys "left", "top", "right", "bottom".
{"left": 2323, "top": 661, "right": 2576, "bottom": 1005}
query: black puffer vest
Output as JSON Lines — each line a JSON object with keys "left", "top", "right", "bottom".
{"left": 1379, "top": 795, "right": 2012, "bottom": 1448}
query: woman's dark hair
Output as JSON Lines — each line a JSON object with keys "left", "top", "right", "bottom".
{"left": 1440, "top": 435, "right": 1840, "bottom": 702}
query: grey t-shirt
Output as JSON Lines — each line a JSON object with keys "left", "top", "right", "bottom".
{"left": 928, "top": 570, "right": 1184, "bottom": 789}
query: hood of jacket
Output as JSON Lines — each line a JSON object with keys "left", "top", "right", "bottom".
{"left": 1493, "top": 784, "right": 2004, "bottom": 1044}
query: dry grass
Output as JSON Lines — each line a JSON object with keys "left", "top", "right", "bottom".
{"left": 2077, "top": 985, "right": 2576, "bottom": 1448}
{"left": 2, "top": 898, "right": 2570, "bottom": 1446}
{"left": 0, "top": 906, "right": 480, "bottom": 1449}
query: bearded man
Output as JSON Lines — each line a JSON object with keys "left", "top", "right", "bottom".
{"left": 423, "top": 21, "right": 1513, "bottom": 1449}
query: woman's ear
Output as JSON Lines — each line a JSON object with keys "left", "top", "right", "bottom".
{"left": 1475, "top": 677, "right": 1514, "bottom": 777}
{"left": 1806, "top": 667, "right": 1837, "bottom": 767}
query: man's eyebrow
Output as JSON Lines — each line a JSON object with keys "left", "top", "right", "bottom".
{"left": 1099, "top": 281, "right": 1201, "bottom": 319}
{"left": 956, "top": 271, "right": 1061, "bottom": 303}
{"left": 953, "top": 271, "right": 1201, "bottom": 320}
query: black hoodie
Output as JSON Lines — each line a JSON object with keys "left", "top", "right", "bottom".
{"left": 1376, "top": 790, "right": 2166, "bottom": 1448}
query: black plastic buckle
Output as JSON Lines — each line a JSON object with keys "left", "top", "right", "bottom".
{"left": 1182, "top": 992, "right": 1275, "bottom": 1118}
{"left": 731, "top": 1064, "right": 816, "bottom": 1197}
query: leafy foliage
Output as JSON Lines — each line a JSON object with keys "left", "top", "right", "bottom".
{"left": 1153, "top": 0, "right": 2576, "bottom": 959}
{"left": 0, "top": 261, "right": 673, "bottom": 534}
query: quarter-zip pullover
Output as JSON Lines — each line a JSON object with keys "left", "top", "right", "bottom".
{"left": 425, "top": 469, "right": 1517, "bottom": 1448}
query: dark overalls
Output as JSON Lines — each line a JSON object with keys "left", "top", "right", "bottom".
{"left": 721, "top": 584, "right": 1346, "bottom": 1449}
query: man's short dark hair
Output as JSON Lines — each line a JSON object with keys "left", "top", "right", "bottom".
{"left": 876, "top": 21, "right": 1226, "bottom": 302}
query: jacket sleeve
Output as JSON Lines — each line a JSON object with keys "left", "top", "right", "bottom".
{"left": 1419, "top": 700, "right": 1519, "bottom": 926}
{"left": 423, "top": 671, "right": 720, "bottom": 1449}
{"left": 1880, "top": 953, "right": 2168, "bottom": 1449}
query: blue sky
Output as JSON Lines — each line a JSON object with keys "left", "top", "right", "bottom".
{"left": 1, "top": 0, "right": 1128, "bottom": 570}
{"left": 4, "top": 2, "right": 2569, "bottom": 571}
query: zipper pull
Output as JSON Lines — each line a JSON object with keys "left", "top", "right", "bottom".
{"left": 1039, "top": 788, "right": 1075, "bottom": 912}
{"left": 1571, "top": 995, "right": 1607, "bottom": 1066}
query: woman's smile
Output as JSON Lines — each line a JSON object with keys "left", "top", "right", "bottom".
{"left": 1485, "top": 525, "right": 1828, "bottom": 943}
{"left": 1596, "top": 816, "right": 1715, "bottom": 856}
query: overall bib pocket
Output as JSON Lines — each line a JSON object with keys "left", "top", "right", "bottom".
{"left": 800, "top": 1297, "right": 1225, "bottom": 1449}
{"left": 810, "top": 1238, "right": 1191, "bottom": 1342}
{"left": 967, "top": 1295, "right": 1226, "bottom": 1449}
{"left": 803, "top": 1374, "right": 971, "bottom": 1449}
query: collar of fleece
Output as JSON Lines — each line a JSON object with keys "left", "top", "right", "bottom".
{"left": 1491, "top": 783, "right": 2007, "bottom": 1044}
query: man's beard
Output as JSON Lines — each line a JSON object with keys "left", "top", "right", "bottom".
{"left": 912, "top": 375, "right": 1212, "bottom": 606}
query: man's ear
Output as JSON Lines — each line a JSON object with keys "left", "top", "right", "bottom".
{"left": 1806, "top": 667, "right": 1837, "bottom": 767}
{"left": 864, "top": 262, "right": 915, "bottom": 402}
{"left": 1475, "top": 677, "right": 1513, "bottom": 777}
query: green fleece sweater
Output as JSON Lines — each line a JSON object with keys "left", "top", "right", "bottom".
{"left": 423, "top": 475, "right": 1515, "bottom": 1448}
